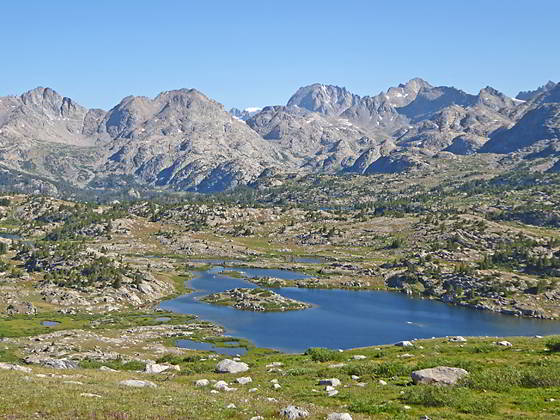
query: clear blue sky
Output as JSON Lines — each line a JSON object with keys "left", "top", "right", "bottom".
{"left": 1, "top": 0, "right": 558, "bottom": 110}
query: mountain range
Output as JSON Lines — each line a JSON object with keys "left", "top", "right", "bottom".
{"left": 0, "top": 78, "right": 558, "bottom": 195}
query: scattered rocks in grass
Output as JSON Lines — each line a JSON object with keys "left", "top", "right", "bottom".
{"left": 119, "top": 379, "right": 157, "bottom": 388}
{"left": 216, "top": 359, "right": 249, "bottom": 373}
{"left": 411, "top": 366, "right": 469, "bottom": 385}
{"left": 352, "top": 355, "right": 366, "bottom": 360}
{"left": 449, "top": 336, "right": 467, "bottom": 342}
{"left": 236, "top": 376, "right": 252, "bottom": 385}
{"left": 226, "top": 403, "right": 236, "bottom": 409}
{"left": 63, "top": 380, "right": 83, "bottom": 385}
{"left": 280, "top": 405, "right": 309, "bottom": 419}
{"left": 378, "top": 379, "right": 387, "bottom": 385}
{"left": 0, "top": 362, "right": 32, "bottom": 373}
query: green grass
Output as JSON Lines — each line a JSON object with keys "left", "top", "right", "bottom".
{"left": 0, "top": 311, "right": 195, "bottom": 338}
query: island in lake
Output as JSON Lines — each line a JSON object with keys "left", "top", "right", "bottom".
{"left": 201, "top": 287, "right": 312, "bottom": 312}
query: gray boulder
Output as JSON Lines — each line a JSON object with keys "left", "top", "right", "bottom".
{"left": 24, "top": 356, "right": 78, "bottom": 369}
{"left": 119, "top": 379, "right": 157, "bottom": 388}
{"left": 216, "top": 359, "right": 249, "bottom": 374}
{"left": 194, "top": 379, "right": 210, "bottom": 387}
{"left": 318, "top": 378, "right": 341, "bottom": 387}
{"left": 327, "top": 414, "right": 352, "bottom": 420}
{"left": 411, "top": 366, "right": 468, "bottom": 385}
{"left": 280, "top": 406, "right": 310, "bottom": 419}
{"left": 394, "top": 340, "right": 414, "bottom": 347}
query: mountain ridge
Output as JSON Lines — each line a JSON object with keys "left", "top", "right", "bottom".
{"left": 0, "top": 78, "right": 558, "bottom": 195}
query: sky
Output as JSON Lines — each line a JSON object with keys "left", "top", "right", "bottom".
{"left": 1, "top": 0, "right": 558, "bottom": 111}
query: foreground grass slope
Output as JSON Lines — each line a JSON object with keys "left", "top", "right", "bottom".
{"left": 1, "top": 336, "right": 560, "bottom": 419}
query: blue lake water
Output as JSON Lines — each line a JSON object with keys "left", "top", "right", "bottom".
{"left": 161, "top": 265, "right": 560, "bottom": 353}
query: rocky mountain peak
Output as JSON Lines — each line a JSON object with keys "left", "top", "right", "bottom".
{"left": 476, "top": 86, "right": 518, "bottom": 111}
{"left": 383, "top": 77, "right": 433, "bottom": 107}
{"left": 286, "top": 83, "right": 361, "bottom": 116}
{"left": 20, "top": 87, "right": 87, "bottom": 118}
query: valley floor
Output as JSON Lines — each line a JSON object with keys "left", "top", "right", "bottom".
{"left": 0, "top": 166, "right": 559, "bottom": 418}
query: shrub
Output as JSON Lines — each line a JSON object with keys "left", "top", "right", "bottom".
{"left": 403, "top": 386, "right": 496, "bottom": 415}
{"left": 347, "top": 399, "right": 402, "bottom": 415}
{"left": 546, "top": 339, "right": 560, "bottom": 352}
{"left": 372, "top": 361, "right": 413, "bottom": 377}
{"left": 304, "top": 347, "right": 345, "bottom": 362}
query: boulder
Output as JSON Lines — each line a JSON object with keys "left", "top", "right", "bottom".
{"left": 195, "top": 379, "right": 210, "bottom": 387}
{"left": 24, "top": 356, "right": 78, "bottom": 369}
{"left": 449, "top": 336, "right": 467, "bottom": 342}
{"left": 280, "top": 406, "right": 309, "bottom": 419}
{"left": 145, "top": 363, "right": 169, "bottom": 374}
{"left": 497, "top": 340, "right": 512, "bottom": 347}
{"left": 145, "top": 363, "right": 179, "bottom": 374}
{"left": 236, "top": 376, "right": 252, "bottom": 384}
{"left": 327, "top": 414, "right": 352, "bottom": 420}
{"left": 411, "top": 366, "right": 468, "bottom": 385}
{"left": 394, "top": 340, "right": 413, "bottom": 347}
{"left": 216, "top": 359, "right": 249, "bottom": 374}
{"left": 214, "top": 380, "right": 236, "bottom": 392}
{"left": 119, "top": 380, "right": 157, "bottom": 388}
{"left": 318, "top": 378, "right": 341, "bottom": 387}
